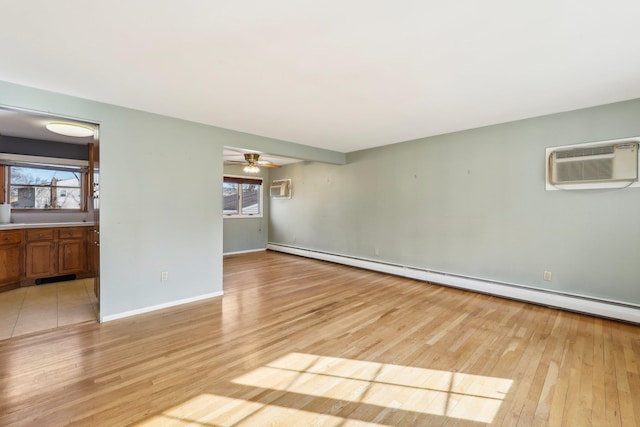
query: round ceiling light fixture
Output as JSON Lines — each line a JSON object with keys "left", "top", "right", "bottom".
{"left": 46, "top": 122, "right": 95, "bottom": 137}
{"left": 243, "top": 164, "right": 260, "bottom": 173}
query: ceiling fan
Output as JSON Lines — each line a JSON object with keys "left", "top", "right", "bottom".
{"left": 227, "top": 153, "right": 282, "bottom": 173}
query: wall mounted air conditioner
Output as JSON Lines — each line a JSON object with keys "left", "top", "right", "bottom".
{"left": 546, "top": 138, "right": 639, "bottom": 190}
{"left": 270, "top": 179, "right": 292, "bottom": 199}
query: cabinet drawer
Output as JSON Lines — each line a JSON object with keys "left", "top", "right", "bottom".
{"left": 59, "top": 227, "right": 86, "bottom": 239}
{"left": 0, "top": 230, "right": 23, "bottom": 245}
{"left": 26, "top": 228, "right": 55, "bottom": 241}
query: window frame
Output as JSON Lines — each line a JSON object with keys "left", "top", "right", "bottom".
{"left": 223, "top": 175, "right": 264, "bottom": 218}
{"left": 0, "top": 154, "right": 89, "bottom": 212}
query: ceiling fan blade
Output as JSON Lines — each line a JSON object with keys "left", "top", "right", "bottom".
{"left": 259, "top": 163, "right": 282, "bottom": 168}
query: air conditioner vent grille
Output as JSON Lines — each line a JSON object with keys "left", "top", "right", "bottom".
{"left": 555, "top": 158, "right": 613, "bottom": 182}
{"left": 555, "top": 145, "right": 614, "bottom": 159}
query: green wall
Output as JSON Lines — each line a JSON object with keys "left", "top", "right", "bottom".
{"left": 0, "top": 80, "right": 341, "bottom": 319}
{"left": 269, "top": 98, "right": 640, "bottom": 305}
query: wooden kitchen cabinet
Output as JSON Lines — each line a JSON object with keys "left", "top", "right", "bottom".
{"left": 0, "top": 225, "right": 92, "bottom": 292}
{"left": 58, "top": 227, "right": 87, "bottom": 275}
{"left": 0, "top": 229, "right": 24, "bottom": 291}
{"left": 25, "top": 226, "right": 89, "bottom": 280}
{"left": 25, "top": 229, "right": 56, "bottom": 278}
{"left": 25, "top": 241, "right": 56, "bottom": 278}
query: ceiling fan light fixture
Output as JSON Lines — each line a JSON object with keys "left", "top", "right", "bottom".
{"left": 46, "top": 122, "right": 95, "bottom": 137}
{"left": 243, "top": 164, "right": 260, "bottom": 173}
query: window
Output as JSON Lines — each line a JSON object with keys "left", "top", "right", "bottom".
{"left": 1, "top": 163, "right": 87, "bottom": 211}
{"left": 223, "top": 176, "right": 263, "bottom": 217}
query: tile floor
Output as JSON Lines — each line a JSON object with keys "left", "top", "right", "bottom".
{"left": 0, "top": 278, "right": 98, "bottom": 340}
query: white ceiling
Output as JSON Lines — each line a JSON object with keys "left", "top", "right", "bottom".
{"left": 1, "top": 1, "right": 640, "bottom": 154}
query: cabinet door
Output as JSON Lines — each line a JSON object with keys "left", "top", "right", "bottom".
{"left": 0, "top": 230, "right": 24, "bottom": 287}
{"left": 25, "top": 241, "right": 56, "bottom": 278}
{"left": 0, "top": 244, "right": 23, "bottom": 286}
{"left": 58, "top": 239, "right": 87, "bottom": 275}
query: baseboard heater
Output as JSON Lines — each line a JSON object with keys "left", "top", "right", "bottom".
{"left": 35, "top": 274, "right": 77, "bottom": 285}
{"left": 266, "top": 243, "right": 640, "bottom": 324}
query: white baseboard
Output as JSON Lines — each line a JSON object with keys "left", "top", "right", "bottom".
{"left": 224, "top": 248, "right": 266, "bottom": 256}
{"left": 100, "top": 291, "right": 224, "bottom": 323}
{"left": 267, "top": 243, "right": 640, "bottom": 324}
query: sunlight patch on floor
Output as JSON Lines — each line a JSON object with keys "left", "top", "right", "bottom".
{"left": 137, "top": 352, "right": 512, "bottom": 425}
{"left": 136, "top": 393, "right": 391, "bottom": 426}
{"left": 233, "top": 352, "right": 512, "bottom": 424}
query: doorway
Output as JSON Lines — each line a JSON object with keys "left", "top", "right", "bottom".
{"left": 0, "top": 106, "right": 100, "bottom": 339}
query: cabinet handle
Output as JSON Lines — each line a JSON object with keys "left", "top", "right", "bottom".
{"left": 38, "top": 233, "right": 43, "bottom": 238}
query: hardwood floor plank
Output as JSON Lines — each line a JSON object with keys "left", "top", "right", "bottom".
{"left": 1, "top": 251, "right": 639, "bottom": 426}
{"left": 590, "top": 319, "right": 607, "bottom": 426}
{"left": 603, "top": 323, "right": 623, "bottom": 427}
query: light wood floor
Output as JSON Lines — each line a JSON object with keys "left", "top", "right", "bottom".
{"left": 0, "top": 279, "right": 98, "bottom": 340}
{"left": 0, "top": 251, "right": 639, "bottom": 426}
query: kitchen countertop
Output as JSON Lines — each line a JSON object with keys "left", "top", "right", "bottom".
{"left": 0, "top": 222, "right": 95, "bottom": 230}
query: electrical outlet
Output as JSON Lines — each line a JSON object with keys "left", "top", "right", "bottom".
{"left": 375, "top": 247, "right": 380, "bottom": 256}
{"left": 161, "top": 271, "right": 169, "bottom": 281}
{"left": 543, "top": 271, "right": 552, "bottom": 281}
